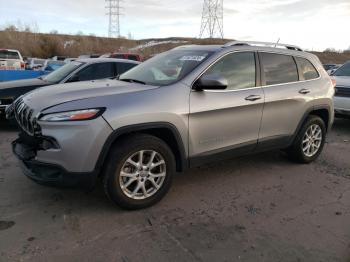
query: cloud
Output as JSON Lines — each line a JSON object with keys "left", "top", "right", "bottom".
{"left": 0, "top": 0, "right": 349, "bottom": 50}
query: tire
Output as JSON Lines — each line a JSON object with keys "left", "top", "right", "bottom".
{"left": 103, "top": 134, "right": 175, "bottom": 210}
{"left": 287, "top": 115, "right": 327, "bottom": 163}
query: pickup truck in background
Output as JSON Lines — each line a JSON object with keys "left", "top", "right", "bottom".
{"left": 0, "top": 49, "right": 25, "bottom": 70}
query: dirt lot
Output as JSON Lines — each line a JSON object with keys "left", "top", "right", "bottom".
{"left": 0, "top": 119, "right": 349, "bottom": 262}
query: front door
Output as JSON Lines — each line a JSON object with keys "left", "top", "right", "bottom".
{"left": 189, "top": 52, "right": 264, "bottom": 165}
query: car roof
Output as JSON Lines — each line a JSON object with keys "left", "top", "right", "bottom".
{"left": 111, "top": 53, "right": 141, "bottom": 55}
{"left": 0, "top": 48, "right": 20, "bottom": 53}
{"left": 76, "top": 58, "right": 141, "bottom": 64}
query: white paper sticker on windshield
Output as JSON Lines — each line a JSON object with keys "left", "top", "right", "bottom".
{"left": 180, "top": 56, "right": 206, "bottom": 62}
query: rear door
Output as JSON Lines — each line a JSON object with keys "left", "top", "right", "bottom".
{"left": 257, "top": 52, "right": 316, "bottom": 149}
{"left": 189, "top": 52, "right": 264, "bottom": 163}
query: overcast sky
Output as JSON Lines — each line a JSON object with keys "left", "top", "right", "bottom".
{"left": 1, "top": 0, "right": 349, "bottom": 51}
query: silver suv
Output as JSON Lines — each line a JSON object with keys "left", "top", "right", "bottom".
{"left": 7, "top": 41, "right": 335, "bottom": 209}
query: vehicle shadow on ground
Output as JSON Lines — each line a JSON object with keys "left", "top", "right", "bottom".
{"left": 333, "top": 117, "right": 350, "bottom": 132}
{"left": 0, "top": 119, "right": 18, "bottom": 131}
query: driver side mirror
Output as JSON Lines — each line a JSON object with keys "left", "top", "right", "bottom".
{"left": 193, "top": 74, "right": 228, "bottom": 91}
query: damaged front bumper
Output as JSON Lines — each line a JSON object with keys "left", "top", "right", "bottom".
{"left": 12, "top": 135, "right": 98, "bottom": 188}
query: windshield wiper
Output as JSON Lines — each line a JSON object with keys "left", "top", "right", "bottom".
{"left": 119, "top": 78, "right": 146, "bottom": 85}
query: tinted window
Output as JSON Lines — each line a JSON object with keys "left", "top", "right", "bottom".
{"left": 260, "top": 53, "right": 298, "bottom": 85}
{"left": 295, "top": 57, "right": 319, "bottom": 80}
{"left": 76, "top": 62, "right": 115, "bottom": 81}
{"left": 127, "top": 55, "right": 138, "bottom": 61}
{"left": 117, "top": 62, "right": 137, "bottom": 75}
{"left": 0, "top": 50, "right": 20, "bottom": 59}
{"left": 333, "top": 62, "right": 350, "bottom": 77}
{"left": 113, "top": 54, "right": 125, "bottom": 59}
{"left": 203, "top": 52, "right": 256, "bottom": 90}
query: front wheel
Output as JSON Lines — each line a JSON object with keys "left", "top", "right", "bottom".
{"left": 287, "top": 115, "right": 327, "bottom": 163}
{"left": 103, "top": 134, "right": 175, "bottom": 210}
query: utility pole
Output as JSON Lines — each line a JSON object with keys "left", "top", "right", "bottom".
{"left": 199, "top": 0, "right": 224, "bottom": 39}
{"left": 106, "top": 0, "right": 122, "bottom": 38}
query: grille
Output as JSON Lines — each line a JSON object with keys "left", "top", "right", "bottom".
{"left": 14, "top": 99, "right": 40, "bottom": 136}
{"left": 335, "top": 86, "right": 350, "bottom": 97}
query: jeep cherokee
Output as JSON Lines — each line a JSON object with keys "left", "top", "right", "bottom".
{"left": 7, "top": 41, "right": 335, "bottom": 209}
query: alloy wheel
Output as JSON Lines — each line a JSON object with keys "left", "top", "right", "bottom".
{"left": 119, "top": 150, "right": 167, "bottom": 200}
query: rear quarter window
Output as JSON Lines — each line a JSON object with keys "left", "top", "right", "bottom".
{"left": 260, "top": 53, "right": 298, "bottom": 85}
{"left": 295, "top": 57, "right": 319, "bottom": 80}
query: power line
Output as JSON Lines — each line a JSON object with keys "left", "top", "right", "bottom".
{"left": 199, "top": 0, "right": 224, "bottom": 39}
{"left": 106, "top": 0, "right": 122, "bottom": 38}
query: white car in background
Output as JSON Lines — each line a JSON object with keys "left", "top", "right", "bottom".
{"left": 331, "top": 61, "right": 350, "bottom": 117}
{"left": 26, "top": 58, "right": 46, "bottom": 70}
{"left": 0, "top": 49, "right": 25, "bottom": 70}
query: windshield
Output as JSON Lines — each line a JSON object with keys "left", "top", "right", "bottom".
{"left": 43, "top": 61, "right": 83, "bottom": 83}
{"left": 333, "top": 62, "right": 350, "bottom": 77}
{"left": 119, "top": 50, "right": 214, "bottom": 86}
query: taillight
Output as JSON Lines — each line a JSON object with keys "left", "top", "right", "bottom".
{"left": 331, "top": 78, "right": 336, "bottom": 88}
{"left": 21, "top": 62, "right": 25, "bottom": 69}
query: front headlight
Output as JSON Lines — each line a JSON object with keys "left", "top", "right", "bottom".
{"left": 39, "top": 108, "right": 105, "bottom": 122}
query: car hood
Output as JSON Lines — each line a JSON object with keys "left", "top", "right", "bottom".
{"left": 332, "top": 76, "right": 350, "bottom": 87}
{"left": 21, "top": 79, "right": 159, "bottom": 112}
{"left": 0, "top": 78, "right": 47, "bottom": 90}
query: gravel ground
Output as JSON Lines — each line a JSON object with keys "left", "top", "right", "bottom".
{"left": 0, "top": 118, "right": 349, "bottom": 262}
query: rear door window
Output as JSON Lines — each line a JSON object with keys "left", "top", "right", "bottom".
{"left": 117, "top": 62, "right": 138, "bottom": 75}
{"left": 260, "top": 53, "right": 298, "bottom": 85}
{"left": 76, "top": 62, "right": 115, "bottom": 81}
{"left": 295, "top": 57, "right": 319, "bottom": 80}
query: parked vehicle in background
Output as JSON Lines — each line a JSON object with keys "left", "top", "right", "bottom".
{"left": 26, "top": 58, "right": 46, "bottom": 70}
{"left": 101, "top": 53, "right": 143, "bottom": 62}
{"left": 326, "top": 64, "right": 342, "bottom": 75}
{"left": 78, "top": 54, "right": 101, "bottom": 59}
{"left": 43, "top": 60, "right": 66, "bottom": 72}
{"left": 0, "top": 49, "right": 25, "bottom": 70}
{"left": 0, "top": 58, "right": 140, "bottom": 117}
{"left": 7, "top": 41, "right": 334, "bottom": 209}
{"left": 64, "top": 58, "right": 77, "bottom": 63}
{"left": 51, "top": 56, "right": 67, "bottom": 61}
{"left": 324, "top": 64, "right": 338, "bottom": 71}
{"left": 331, "top": 61, "right": 350, "bottom": 117}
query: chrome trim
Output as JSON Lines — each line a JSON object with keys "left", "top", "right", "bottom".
{"left": 13, "top": 99, "right": 39, "bottom": 136}
{"left": 224, "top": 40, "right": 303, "bottom": 51}
{"left": 335, "top": 85, "right": 350, "bottom": 88}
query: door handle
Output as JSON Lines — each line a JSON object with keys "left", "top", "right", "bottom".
{"left": 245, "top": 95, "right": 262, "bottom": 101}
{"left": 299, "top": 89, "right": 310, "bottom": 94}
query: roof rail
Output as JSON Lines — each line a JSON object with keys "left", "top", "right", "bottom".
{"left": 224, "top": 41, "right": 303, "bottom": 51}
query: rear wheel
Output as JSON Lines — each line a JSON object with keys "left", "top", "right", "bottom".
{"left": 287, "top": 115, "right": 326, "bottom": 163}
{"left": 103, "top": 134, "right": 175, "bottom": 209}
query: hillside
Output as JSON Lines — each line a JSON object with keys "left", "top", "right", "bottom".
{"left": 0, "top": 30, "right": 349, "bottom": 64}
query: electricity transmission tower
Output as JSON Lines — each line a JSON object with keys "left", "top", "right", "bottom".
{"left": 199, "top": 0, "right": 224, "bottom": 39}
{"left": 106, "top": 0, "right": 122, "bottom": 38}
